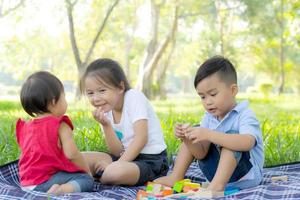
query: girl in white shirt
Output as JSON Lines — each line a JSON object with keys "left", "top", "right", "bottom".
{"left": 81, "top": 58, "right": 168, "bottom": 186}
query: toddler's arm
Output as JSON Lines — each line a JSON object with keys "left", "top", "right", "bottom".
{"left": 118, "top": 119, "right": 148, "bottom": 162}
{"left": 58, "top": 122, "right": 91, "bottom": 175}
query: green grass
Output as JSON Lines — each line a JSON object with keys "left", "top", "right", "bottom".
{"left": 1, "top": 95, "right": 300, "bottom": 167}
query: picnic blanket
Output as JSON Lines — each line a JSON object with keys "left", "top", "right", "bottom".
{"left": 1, "top": 160, "right": 300, "bottom": 200}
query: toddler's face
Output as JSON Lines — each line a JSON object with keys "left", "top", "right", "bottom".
{"left": 84, "top": 76, "right": 124, "bottom": 113}
{"left": 48, "top": 92, "right": 68, "bottom": 117}
{"left": 195, "top": 73, "right": 237, "bottom": 121}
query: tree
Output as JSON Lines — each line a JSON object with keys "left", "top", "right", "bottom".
{"left": 0, "top": 0, "right": 24, "bottom": 18}
{"left": 136, "top": 0, "right": 178, "bottom": 99}
{"left": 241, "top": 0, "right": 299, "bottom": 94}
{"left": 65, "top": 0, "right": 120, "bottom": 96}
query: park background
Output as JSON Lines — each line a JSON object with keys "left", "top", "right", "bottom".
{"left": 0, "top": 0, "right": 300, "bottom": 167}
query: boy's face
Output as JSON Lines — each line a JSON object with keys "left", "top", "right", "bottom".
{"left": 196, "top": 73, "right": 238, "bottom": 121}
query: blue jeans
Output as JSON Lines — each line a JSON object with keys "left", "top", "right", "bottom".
{"left": 34, "top": 171, "right": 94, "bottom": 192}
{"left": 198, "top": 144, "right": 253, "bottom": 183}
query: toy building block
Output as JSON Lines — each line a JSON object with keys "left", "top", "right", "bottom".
{"left": 136, "top": 190, "right": 147, "bottom": 200}
{"left": 224, "top": 188, "right": 240, "bottom": 196}
{"left": 163, "top": 191, "right": 196, "bottom": 199}
{"left": 181, "top": 123, "right": 190, "bottom": 130}
{"left": 162, "top": 188, "right": 173, "bottom": 196}
{"left": 179, "top": 179, "right": 191, "bottom": 183}
{"left": 173, "top": 181, "right": 184, "bottom": 193}
{"left": 146, "top": 183, "right": 154, "bottom": 192}
{"left": 191, "top": 189, "right": 224, "bottom": 199}
{"left": 201, "top": 181, "right": 209, "bottom": 189}
{"left": 184, "top": 182, "right": 201, "bottom": 189}
{"left": 183, "top": 185, "right": 192, "bottom": 193}
{"left": 147, "top": 197, "right": 156, "bottom": 200}
{"left": 152, "top": 183, "right": 162, "bottom": 195}
{"left": 271, "top": 175, "right": 288, "bottom": 182}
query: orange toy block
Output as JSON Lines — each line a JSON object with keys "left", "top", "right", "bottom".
{"left": 136, "top": 190, "right": 147, "bottom": 200}
{"left": 162, "top": 189, "right": 173, "bottom": 196}
{"left": 183, "top": 186, "right": 192, "bottom": 193}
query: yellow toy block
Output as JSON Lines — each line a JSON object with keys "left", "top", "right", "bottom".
{"left": 179, "top": 179, "right": 191, "bottom": 184}
{"left": 184, "top": 182, "right": 201, "bottom": 189}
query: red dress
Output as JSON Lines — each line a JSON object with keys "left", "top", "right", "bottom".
{"left": 16, "top": 115, "right": 84, "bottom": 186}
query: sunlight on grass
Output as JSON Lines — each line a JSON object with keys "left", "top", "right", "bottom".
{"left": 1, "top": 95, "right": 300, "bottom": 166}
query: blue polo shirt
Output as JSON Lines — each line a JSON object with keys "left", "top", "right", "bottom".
{"left": 200, "top": 101, "right": 264, "bottom": 182}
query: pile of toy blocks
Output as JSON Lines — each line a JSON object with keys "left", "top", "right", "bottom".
{"left": 136, "top": 179, "right": 201, "bottom": 199}
{"left": 136, "top": 179, "right": 240, "bottom": 199}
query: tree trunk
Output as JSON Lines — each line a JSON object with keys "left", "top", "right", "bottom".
{"left": 215, "top": 0, "right": 225, "bottom": 56}
{"left": 157, "top": 33, "right": 176, "bottom": 100}
{"left": 278, "top": 0, "right": 285, "bottom": 94}
{"left": 0, "top": 0, "right": 24, "bottom": 17}
{"left": 124, "top": 11, "right": 138, "bottom": 83}
{"left": 136, "top": 2, "right": 178, "bottom": 99}
{"left": 65, "top": 0, "right": 120, "bottom": 98}
{"left": 136, "top": 0, "right": 159, "bottom": 94}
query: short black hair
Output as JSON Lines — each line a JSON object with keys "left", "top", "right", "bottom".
{"left": 20, "top": 71, "right": 64, "bottom": 117}
{"left": 194, "top": 55, "right": 237, "bottom": 88}
{"left": 80, "top": 58, "right": 131, "bottom": 93}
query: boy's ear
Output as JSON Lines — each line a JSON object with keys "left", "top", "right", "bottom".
{"left": 231, "top": 84, "right": 238, "bottom": 96}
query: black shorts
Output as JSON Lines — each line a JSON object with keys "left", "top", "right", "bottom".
{"left": 107, "top": 150, "right": 169, "bottom": 186}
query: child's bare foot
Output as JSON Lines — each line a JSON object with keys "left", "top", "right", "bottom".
{"left": 47, "top": 184, "right": 61, "bottom": 195}
{"left": 47, "top": 183, "right": 76, "bottom": 195}
{"left": 153, "top": 175, "right": 181, "bottom": 187}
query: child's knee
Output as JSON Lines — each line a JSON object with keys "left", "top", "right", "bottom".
{"left": 101, "top": 162, "right": 124, "bottom": 184}
{"left": 221, "top": 147, "right": 241, "bottom": 163}
{"left": 193, "top": 144, "right": 210, "bottom": 160}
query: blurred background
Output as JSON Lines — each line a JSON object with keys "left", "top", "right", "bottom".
{"left": 0, "top": 0, "right": 300, "bottom": 101}
{"left": 1, "top": 0, "right": 300, "bottom": 166}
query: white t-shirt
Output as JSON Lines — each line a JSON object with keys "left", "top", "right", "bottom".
{"left": 106, "top": 89, "right": 167, "bottom": 154}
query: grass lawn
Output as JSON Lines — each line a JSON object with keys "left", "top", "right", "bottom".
{"left": 1, "top": 94, "right": 300, "bottom": 167}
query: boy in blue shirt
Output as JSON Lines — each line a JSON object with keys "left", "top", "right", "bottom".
{"left": 155, "top": 56, "right": 264, "bottom": 192}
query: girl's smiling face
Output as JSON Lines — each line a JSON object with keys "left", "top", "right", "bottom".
{"left": 84, "top": 75, "right": 125, "bottom": 113}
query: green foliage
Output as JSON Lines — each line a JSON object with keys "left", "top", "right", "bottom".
{"left": 1, "top": 96, "right": 300, "bottom": 167}
{"left": 1, "top": 1, "right": 300, "bottom": 98}
{"left": 259, "top": 83, "right": 273, "bottom": 98}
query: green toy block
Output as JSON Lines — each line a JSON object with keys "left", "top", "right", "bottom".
{"left": 173, "top": 181, "right": 184, "bottom": 193}
{"left": 146, "top": 184, "right": 153, "bottom": 192}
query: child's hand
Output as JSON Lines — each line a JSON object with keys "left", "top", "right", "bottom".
{"left": 94, "top": 160, "right": 110, "bottom": 173}
{"left": 174, "top": 123, "right": 190, "bottom": 139}
{"left": 92, "top": 107, "right": 110, "bottom": 126}
{"left": 185, "top": 127, "right": 209, "bottom": 144}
